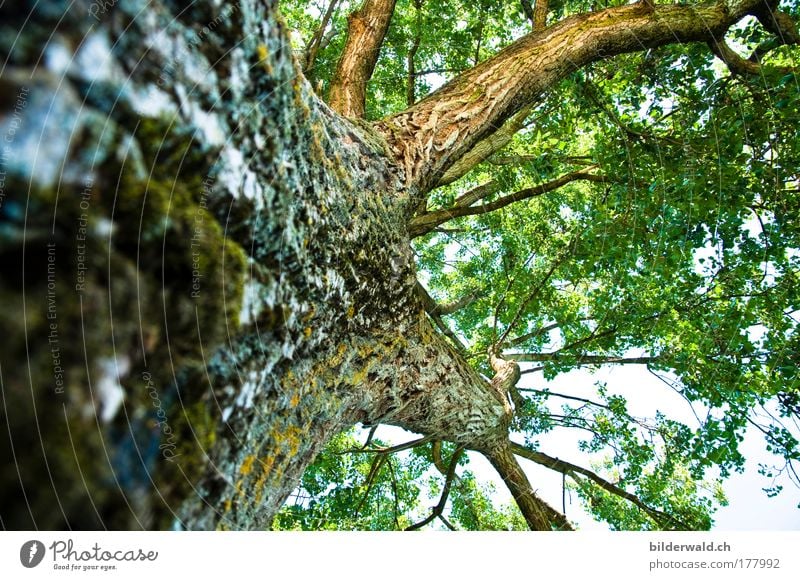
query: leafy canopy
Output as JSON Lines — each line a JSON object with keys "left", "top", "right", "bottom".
{"left": 277, "top": 0, "right": 800, "bottom": 529}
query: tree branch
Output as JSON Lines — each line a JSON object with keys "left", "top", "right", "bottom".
{"left": 451, "top": 180, "right": 501, "bottom": 208}
{"left": 354, "top": 453, "right": 389, "bottom": 517}
{"left": 409, "top": 171, "right": 610, "bottom": 237}
{"left": 510, "top": 441, "right": 689, "bottom": 529}
{"left": 376, "top": 0, "right": 773, "bottom": 192}
{"left": 343, "top": 434, "right": 435, "bottom": 454}
{"left": 489, "top": 349, "right": 523, "bottom": 407}
{"left": 329, "top": 0, "right": 398, "bottom": 117}
{"left": 304, "top": 0, "right": 341, "bottom": 77}
{"left": 415, "top": 280, "right": 478, "bottom": 316}
{"left": 414, "top": 282, "right": 471, "bottom": 353}
{"left": 506, "top": 353, "right": 660, "bottom": 366}
{"left": 507, "top": 318, "right": 593, "bottom": 347}
{"left": 406, "top": 0, "right": 424, "bottom": 106}
{"left": 580, "top": 80, "right": 683, "bottom": 146}
{"left": 405, "top": 446, "right": 465, "bottom": 530}
{"left": 490, "top": 154, "right": 595, "bottom": 166}
{"left": 431, "top": 440, "right": 448, "bottom": 474}
{"left": 483, "top": 443, "right": 573, "bottom": 530}
{"left": 754, "top": 7, "right": 800, "bottom": 46}
{"left": 532, "top": 0, "right": 549, "bottom": 32}
{"left": 708, "top": 38, "right": 763, "bottom": 75}
{"left": 521, "top": 0, "right": 535, "bottom": 28}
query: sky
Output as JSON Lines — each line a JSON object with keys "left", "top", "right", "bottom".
{"left": 370, "top": 362, "right": 800, "bottom": 530}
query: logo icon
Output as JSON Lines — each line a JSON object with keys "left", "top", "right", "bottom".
{"left": 20, "top": 540, "right": 45, "bottom": 568}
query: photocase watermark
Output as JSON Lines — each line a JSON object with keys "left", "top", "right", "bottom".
{"left": 46, "top": 242, "right": 64, "bottom": 395}
{"left": 20, "top": 538, "right": 158, "bottom": 572}
{"left": 190, "top": 175, "right": 213, "bottom": 299}
{"left": 142, "top": 371, "right": 181, "bottom": 462}
{"left": 19, "top": 540, "right": 46, "bottom": 568}
{"left": 0, "top": 85, "right": 29, "bottom": 212}
{"left": 88, "top": 0, "right": 117, "bottom": 21}
{"left": 74, "top": 176, "right": 93, "bottom": 294}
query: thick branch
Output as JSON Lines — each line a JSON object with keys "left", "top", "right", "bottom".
{"left": 483, "top": 443, "right": 573, "bottom": 530}
{"left": 489, "top": 350, "right": 526, "bottom": 410}
{"left": 329, "top": 0, "right": 398, "bottom": 117}
{"left": 376, "top": 0, "right": 773, "bottom": 192}
{"left": 510, "top": 442, "right": 688, "bottom": 529}
{"left": 410, "top": 171, "right": 609, "bottom": 237}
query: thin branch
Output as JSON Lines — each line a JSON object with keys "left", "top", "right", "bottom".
{"left": 581, "top": 80, "right": 683, "bottom": 146}
{"left": 406, "top": 446, "right": 465, "bottom": 530}
{"left": 506, "top": 353, "right": 660, "bottom": 366}
{"left": 412, "top": 67, "right": 466, "bottom": 76}
{"left": 410, "top": 171, "right": 610, "bottom": 237}
{"left": 506, "top": 317, "right": 595, "bottom": 348}
{"left": 343, "top": 434, "right": 435, "bottom": 455}
{"left": 354, "top": 453, "right": 388, "bottom": 517}
{"left": 416, "top": 281, "right": 479, "bottom": 316}
{"left": 473, "top": 0, "right": 488, "bottom": 65}
{"left": 520, "top": 0, "right": 535, "bottom": 28}
{"left": 517, "top": 387, "right": 612, "bottom": 410}
{"left": 415, "top": 282, "right": 471, "bottom": 353}
{"left": 496, "top": 238, "right": 580, "bottom": 347}
{"left": 490, "top": 154, "right": 595, "bottom": 167}
{"left": 387, "top": 457, "right": 402, "bottom": 529}
{"left": 406, "top": 0, "right": 424, "bottom": 106}
{"left": 360, "top": 423, "right": 380, "bottom": 449}
{"left": 509, "top": 441, "right": 689, "bottom": 530}
{"left": 438, "top": 513, "right": 457, "bottom": 530}
{"left": 304, "top": 0, "right": 341, "bottom": 76}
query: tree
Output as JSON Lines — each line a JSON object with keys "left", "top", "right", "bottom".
{"left": 0, "top": 0, "right": 798, "bottom": 530}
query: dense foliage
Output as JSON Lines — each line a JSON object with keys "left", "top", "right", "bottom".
{"left": 274, "top": 0, "right": 800, "bottom": 529}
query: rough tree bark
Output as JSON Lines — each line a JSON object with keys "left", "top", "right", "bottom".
{"left": 0, "top": 0, "right": 793, "bottom": 530}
